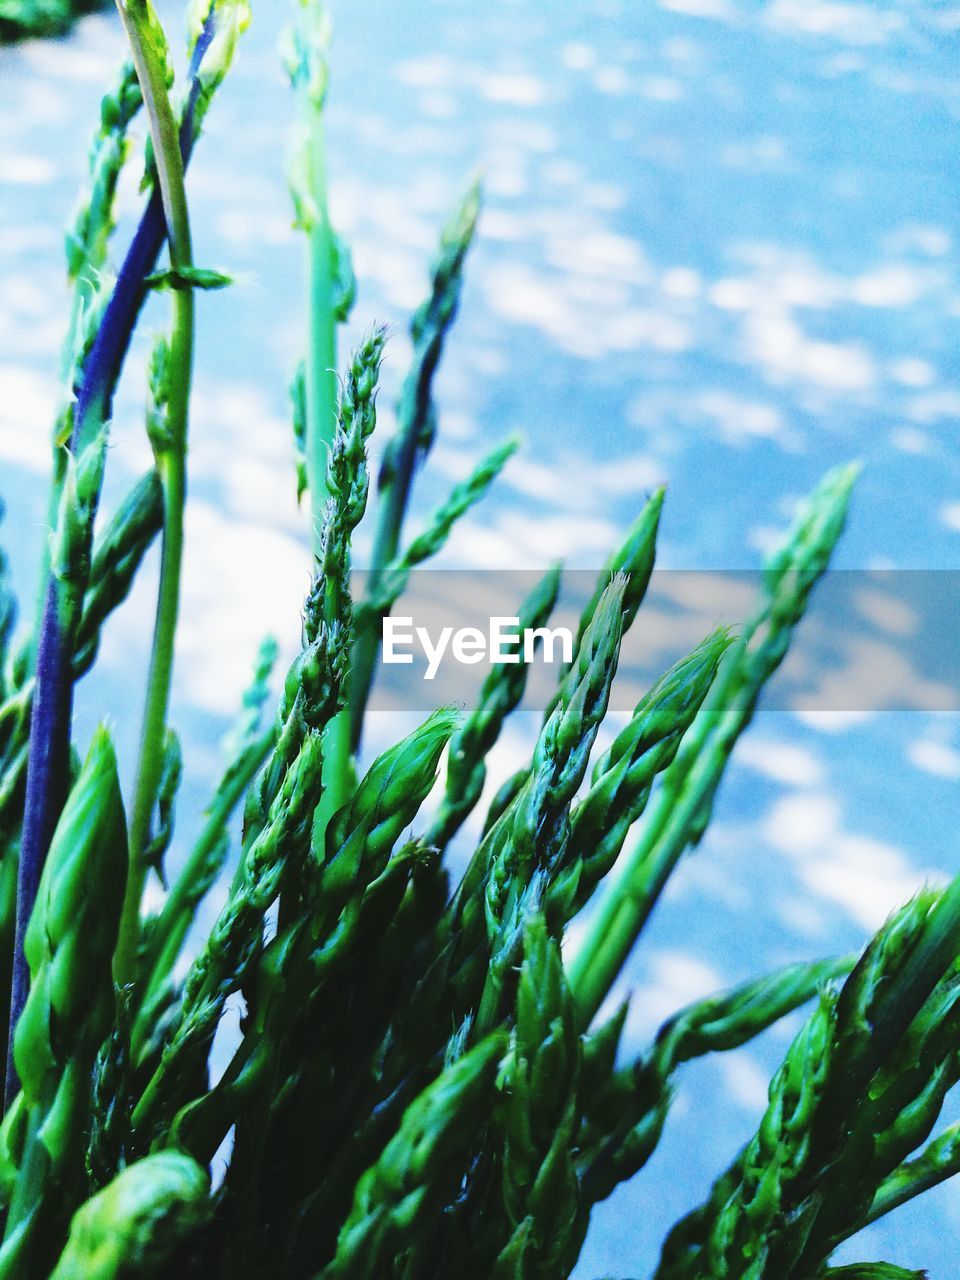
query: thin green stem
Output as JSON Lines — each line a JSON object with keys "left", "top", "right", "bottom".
{"left": 300, "top": 43, "right": 351, "bottom": 830}
{"left": 567, "top": 640, "right": 749, "bottom": 1029}
{"left": 135, "top": 724, "right": 274, "bottom": 1050}
{"left": 114, "top": 0, "right": 194, "bottom": 987}
{"left": 866, "top": 1123, "right": 960, "bottom": 1226}
{"left": 304, "top": 115, "right": 338, "bottom": 548}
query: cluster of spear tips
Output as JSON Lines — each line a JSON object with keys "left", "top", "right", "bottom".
{"left": 0, "top": 2, "right": 955, "bottom": 1278}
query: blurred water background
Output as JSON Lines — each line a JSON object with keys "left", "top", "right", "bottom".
{"left": 3, "top": 0, "right": 960, "bottom": 1274}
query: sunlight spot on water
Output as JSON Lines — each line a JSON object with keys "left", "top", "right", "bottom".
{"left": 0, "top": 367, "right": 55, "bottom": 472}
{"left": 890, "top": 357, "right": 936, "bottom": 387}
{"left": 640, "top": 75, "right": 683, "bottom": 101}
{"left": 790, "top": 634, "right": 958, "bottom": 714}
{"left": 419, "top": 91, "right": 460, "bottom": 120}
{"left": 721, "top": 135, "right": 788, "bottom": 169}
{"left": 478, "top": 72, "right": 547, "bottom": 108}
{"left": 659, "top": 0, "right": 735, "bottom": 19}
{"left": 909, "top": 390, "right": 960, "bottom": 423}
{"left": 907, "top": 738, "right": 960, "bottom": 781}
{"left": 625, "top": 950, "right": 725, "bottom": 1038}
{"left": 20, "top": 32, "right": 116, "bottom": 81}
{"left": 766, "top": 0, "right": 905, "bottom": 45}
{"left": 744, "top": 312, "right": 876, "bottom": 391}
{"left": 595, "top": 66, "right": 632, "bottom": 95}
{"left": 173, "top": 501, "right": 308, "bottom": 714}
{"left": 394, "top": 55, "right": 457, "bottom": 89}
{"left": 583, "top": 183, "right": 626, "bottom": 211}
{"left": 719, "top": 1051, "right": 770, "bottom": 1111}
{"left": 561, "top": 43, "right": 597, "bottom": 72}
{"left": 4, "top": 155, "right": 56, "bottom": 185}
{"left": 886, "top": 223, "right": 953, "bottom": 258}
{"left": 775, "top": 894, "right": 829, "bottom": 938}
{"left": 889, "top": 426, "right": 931, "bottom": 454}
{"left": 450, "top": 510, "right": 622, "bottom": 567}
{"left": 746, "top": 524, "right": 785, "bottom": 557}
{"left": 696, "top": 390, "right": 792, "bottom": 447}
{"left": 764, "top": 791, "right": 932, "bottom": 929}
{"left": 852, "top": 264, "right": 929, "bottom": 307}
{"left": 854, "top": 587, "right": 917, "bottom": 637}
{"left": 736, "top": 736, "right": 825, "bottom": 786}
{"left": 661, "top": 267, "right": 701, "bottom": 299}
{"left": 795, "top": 709, "right": 876, "bottom": 731}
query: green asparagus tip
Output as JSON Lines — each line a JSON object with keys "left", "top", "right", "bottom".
{"left": 50, "top": 1152, "right": 209, "bottom": 1279}
{"left": 448, "top": 179, "right": 483, "bottom": 248}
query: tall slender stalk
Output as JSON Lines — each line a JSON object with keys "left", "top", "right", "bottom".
{"left": 306, "top": 98, "right": 352, "bottom": 818}
{"left": 289, "top": 0, "right": 350, "bottom": 820}
{"left": 135, "top": 723, "right": 274, "bottom": 1044}
{"left": 349, "top": 180, "right": 481, "bottom": 743}
{"left": 113, "top": 0, "right": 195, "bottom": 988}
{"left": 5, "top": 8, "right": 221, "bottom": 1103}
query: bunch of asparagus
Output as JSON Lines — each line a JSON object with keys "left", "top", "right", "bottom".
{"left": 0, "top": 1, "right": 956, "bottom": 1277}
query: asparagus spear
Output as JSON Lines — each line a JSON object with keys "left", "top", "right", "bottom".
{"left": 427, "top": 565, "right": 561, "bottom": 851}
{"left": 168, "top": 707, "right": 459, "bottom": 1162}
{"left": 577, "top": 954, "right": 853, "bottom": 1210}
{"left": 569, "top": 464, "right": 860, "bottom": 1028}
{"left": 73, "top": 469, "right": 164, "bottom": 677}
{"left": 867, "top": 1122, "right": 960, "bottom": 1225}
{"left": 49, "top": 1152, "right": 209, "bottom": 1280}
{"left": 137, "top": 637, "right": 278, "bottom": 1020}
{"left": 656, "top": 882, "right": 960, "bottom": 1280}
{"left": 350, "top": 180, "right": 483, "bottom": 737}
{"left": 548, "top": 628, "right": 731, "bottom": 925}
{"left": 495, "top": 915, "right": 581, "bottom": 1277}
{"left": 0, "top": 728, "right": 127, "bottom": 1279}
{"left": 482, "top": 484, "right": 665, "bottom": 836}
{"left": 318, "top": 1032, "right": 506, "bottom": 1280}
{"left": 361, "top": 436, "right": 520, "bottom": 621}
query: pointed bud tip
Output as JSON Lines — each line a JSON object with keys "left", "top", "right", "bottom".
{"left": 420, "top": 704, "right": 462, "bottom": 741}
{"left": 822, "top": 458, "right": 862, "bottom": 501}
{"left": 86, "top": 722, "right": 120, "bottom": 774}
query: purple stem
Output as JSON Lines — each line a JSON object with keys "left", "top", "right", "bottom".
{"left": 4, "top": 21, "right": 215, "bottom": 1108}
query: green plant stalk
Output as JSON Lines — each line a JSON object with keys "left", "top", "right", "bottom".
{"left": 7, "top": 14, "right": 237, "bottom": 1043}
{"left": 49, "top": 1151, "right": 209, "bottom": 1279}
{"left": 137, "top": 723, "right": 274, "bottom": 1027}
{"left": 0, "top": 728, "right": 127, "bottom": 1277}
{"left": 164, "top": 709, "right": 457, "bottom": 1166}
{"left": 133, "top": 635, "right": 280, "bottom": 1016}
{"left": 114, "top": 0, "right": 195, "bottom": 988}
{"left": 349, "top": 179, "right": 482, "bottom": 742}
{"left": 820, "top": 1267, "right": 925, "bottom": 1280}
{"left": 426, "top": 565, "right": 561, "bottom": 851}
{"left": 31, "top": 61, "right": 142, "bottom": 666}
{"left": 130, "top": 731, "right": 325, "bottom": 1137}
{"left": 569, "top": 464, "right": 858, "bottom": 1027}
{"left": 303, "top": 115, "right": 338, "bottom": 533}
{"left": 361, "top": 436, "right": 519, "bottom": 620}
{"left": 575, "top": 954, "right": 854, "bottom": 1210}
{"left": 867, "top": 1122, "right": 960, "bottom": 1225}
{"left": 289, "top": 4, "right": 351, "bottom": 826}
